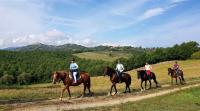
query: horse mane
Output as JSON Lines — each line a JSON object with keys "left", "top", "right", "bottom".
{"left": 137, "top": 70, "right": 146, "bottom": 73}
{"left": 56, "top": 71, "right": 69, "bottom": 79}
{"left": 107, "top": 66, "right": 115, "bottom": 72}
{"left": 106, "top": 66, "right": 116, "bottom": 78}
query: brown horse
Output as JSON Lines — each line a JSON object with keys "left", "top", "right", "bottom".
{"left": 104, "top": 66, "right": 131, "bottom": 95}
{"left": 168, "top": 68, "right": 185, "bottom": 85}
{"left": 52, "top": 71, "right": 92, "bottom": 100}
{"left": 137, "top": 70, "right": 159, "bottom": 91}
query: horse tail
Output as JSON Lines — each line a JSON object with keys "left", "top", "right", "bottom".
{"left": 129, "top": 75, "right": 131, "bottom": 85}
{"left": 181, "top": 71, "right": 185, "bottom": 82}
{"left": 87, "top": 76, "right": 91, "bottom": 89}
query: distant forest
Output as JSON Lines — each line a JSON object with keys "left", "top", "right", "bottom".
{"left": 0, "top": 41, "right": 199, "bottom": 85}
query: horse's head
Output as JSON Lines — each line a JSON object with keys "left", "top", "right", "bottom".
{"left": 137, "top": 70, "right": 141, "bottom": 79}
{"left": 52, "top": 71, "right": 61, "bottom": 84}
{"left": 104, "top": 66, "right": 115, "bottom": 77}
{"left": 168, "top": 68, "right": 172, "bottom": 75}
{"left": 104, "top": 66, "right": 109, "bottom": 76}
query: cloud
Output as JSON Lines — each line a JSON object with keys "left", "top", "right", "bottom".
{"left": 0, "top": 0, "right": 198, "bottom": 48}
{"left": 170, "top": 0, "right": 187, "bottom": 3}
{"left": 1, "top": 29, "right": 97, "bottom": 48}
{"left": 139, "top": 8, "right": 164, "bottom": 20}
{"left": 128, "top": 13, "right": 200, "bottom": 47}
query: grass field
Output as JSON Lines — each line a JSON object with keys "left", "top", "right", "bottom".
{"left": 74, "top": 51, "right": 131, "bottom": 62}
{"left": 73, "top": 86, "right": 200, "bottom": 111}
{"left": 0, "top": 60, "right": 200, "bottom": 105}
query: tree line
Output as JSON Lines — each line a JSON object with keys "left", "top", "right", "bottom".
{"left": 0, "top": 41, "right": 199, "bottom": 85}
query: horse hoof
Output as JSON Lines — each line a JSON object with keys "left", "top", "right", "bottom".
{"left": 59, "top": 98, "right": 62, "bottom": 101}
{"left": 68, "top": 97, "right": 71, "bottom": 100}
{"left": 141, "top": 89, "right": 144, "bottom": 92}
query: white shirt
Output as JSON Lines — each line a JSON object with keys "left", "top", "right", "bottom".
{"left": 145, "top": 64, "right": 152, "bottom": 71}
{"left": 116, "top": 63, "right": 124, "bottom": 72}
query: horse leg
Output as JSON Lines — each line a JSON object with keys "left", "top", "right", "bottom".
{"left": 179, "top": 76, "right": 182, "bottom": 84}
{"left": 66, "top": 86, "right": 71, "bottom": 99}
{"left": 82, "top": 83, "right": 86, "bottom": 97}
{"left": 128, "top": 85, "right": 131, "bottom": 93}
{"left": 124, "top": 84, "right": 127, "bottom": 93}
{"left": 60, "top": 87, "right": 67, "bottom": 101}
{"left": 181, "top": 73, "right": 185, "bottom": 83}
{"left": 145, "top": 80, "right": 147, "bottom": 90}
{"left": 148, "top": 80, "right": 151, "bottom": 89}
{"left": 114, "top": 84, "right": 118, "bottom": 94}
{"left": 171, "top": 77, "right": 173, "bottom": 85}
{"left": 153, "top": 78, "right": 158, "bottom": 87}
{"left": 86, "top": 83, "right": 91, "bottom": 95}
{"left": 141, "top": 80, "right": 144, "bottom": 91}
{"left": 110, "top": 84, "right": 113, "bottom": 95}
{"left": 176, "top": 77, "right": 178, "bottom": 85}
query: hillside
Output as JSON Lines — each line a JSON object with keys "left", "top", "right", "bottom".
{"left": 4, "top": 43, "right": 87, "bottom": 51}
{"left": 74, "top": 51, "right": 132, "bottom": 62}
{"left": 3, "top": 43, "right": 145, "bottom": 53}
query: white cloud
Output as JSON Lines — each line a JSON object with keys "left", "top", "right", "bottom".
{"left": 139, "top": 8, "right": 164, "bottom": 20}
{"left": 0, "top": 29, "right": 97, "bottom": 48}
{"left": 170, "top": 0, "right": 187, "bottom": 3}
{"left": 128, "top": 14, "right": 200, "bottom": 47}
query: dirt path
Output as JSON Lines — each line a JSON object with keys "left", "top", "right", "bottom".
{"left": 6, "top": 81, "right": 200, "bottom": 111}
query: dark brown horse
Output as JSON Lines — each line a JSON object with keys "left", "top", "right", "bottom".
{"left": 137, "top": 70, "right": 159, "bottom": 91}
{"left": 52, "top": 71, "right": 91, "bottom": 100}
{"left": 104, "top": 67, "right": 131, "bottom": 95}
{"left": 168, "top": 68, "right": 185, "bottom": 85}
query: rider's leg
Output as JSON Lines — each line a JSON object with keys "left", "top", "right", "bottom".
{"left": 73, "top": 72, "right": 77, "bottom": 83}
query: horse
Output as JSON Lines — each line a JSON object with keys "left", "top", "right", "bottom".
{"left": 137, "top": 70, "right": 159, "bottom": 91}
{"left": 104, "top": 66, "right": 131, "bottom": 95}
{"left": 52, "top": 70, "right": 92, "bottom": 100}
{"left": 168, "top": 68, "right": 185, "bottom": 85}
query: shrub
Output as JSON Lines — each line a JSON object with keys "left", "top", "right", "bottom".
{"left": 0, "top": 74, "right": 14, "bottom": 85}
{"left": 191, "top": 51, "right": 200, "bottom": 59}
{"left": 17, "top": 72, "right": 32, "bottom": 85}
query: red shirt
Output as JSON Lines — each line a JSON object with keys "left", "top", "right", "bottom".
{"left": 173, "top": 63, "right": 179, "bottom": 70}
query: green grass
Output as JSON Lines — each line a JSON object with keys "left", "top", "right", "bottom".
{"left": 74, "top": 51, "right": 131, "bottom": 62}
{"left": 0, "top": 60, "right": 200, "bottom": 104}
{"left": 71, "top": 87, "right": 200, "bottom": 111}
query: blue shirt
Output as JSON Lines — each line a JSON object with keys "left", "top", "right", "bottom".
{"left": 70, "top": 63, "right": 78, "bottom": 70}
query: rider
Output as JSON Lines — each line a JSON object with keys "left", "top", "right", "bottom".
{"left": 70, "top": 58, "right": 79, "bottom": 83}
{"left": 173, "top": 61, "right": 180, "bottom": 75}
{"left": 145, "top": 62, "right": 152, "bottom": 80}
{"left": 115, "top": 60, "right": 124, "bottom": 83}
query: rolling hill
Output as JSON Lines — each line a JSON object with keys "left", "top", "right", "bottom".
{"left": 74, "top": 51, "right": 132, "bottom": 62}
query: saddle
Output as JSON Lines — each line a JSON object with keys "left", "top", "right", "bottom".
{"left": 174, "top": 69, "right": 181, "bottom": 76}
{"left": 144, "top": 73, "right": 152, "bottom": 79}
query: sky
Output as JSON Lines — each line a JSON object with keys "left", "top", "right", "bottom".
{"left": 0, "top": 0, "right": 200, "bottom": 48}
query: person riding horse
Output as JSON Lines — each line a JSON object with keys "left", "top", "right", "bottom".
{"left": 145, "top": 62, "right": 152, "bottom": 80}
{"left": 173, "top": 61, "right": 180, "bottom": 76}
{"left": 115, "top": 60, "right": 124, "bottom": 83}
{"left": 70, "top": 58, "right": 79, "bottom": 83}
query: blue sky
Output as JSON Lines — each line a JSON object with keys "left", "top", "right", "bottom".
{"left": 0, "top": 0, "right": 200, "bottom": 48}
